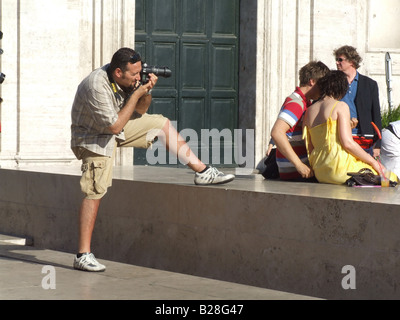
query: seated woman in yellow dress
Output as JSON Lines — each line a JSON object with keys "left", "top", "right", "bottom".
{"left": 302, "top": 70, "right": 385, "bottom": 185}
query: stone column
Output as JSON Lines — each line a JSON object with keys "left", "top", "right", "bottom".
{"left": 0, "top": 0, "right": 136, "bottom": 168}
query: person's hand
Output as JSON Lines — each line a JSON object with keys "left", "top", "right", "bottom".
{"left": 134, "top": 73, "right": 158, "bottom": 97}
{"left": 371, "top": 155, "right": 385, "bottom": 176}
{"left": 296, "top": 163, "right": 314, "bottom": 179}
{"left": 146, "top": 73, "right": 158, "bottom": 91}
{"left": 350, "top": 118, "right": 358, "bottom": 129}
{"left": 372, "top": 148, "right": 381, "bottom": 159}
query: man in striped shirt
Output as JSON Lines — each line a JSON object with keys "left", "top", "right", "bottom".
{"left": 271, "top": 61, "right": 330, "bottom": 181}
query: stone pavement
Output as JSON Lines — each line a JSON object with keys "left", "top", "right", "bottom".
{"left": 0, "top": 234, "right": 320, "bottom": 301}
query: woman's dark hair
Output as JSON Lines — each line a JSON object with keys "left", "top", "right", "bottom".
{"left": 317, "top": 70, "right": 348, "bottom": 100}
{"left": 109, "top": 48, "right": 142, "bottom": 73}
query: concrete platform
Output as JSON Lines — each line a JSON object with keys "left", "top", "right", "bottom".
{"left": 1, "top": 165, "right": 400, "bottom": 300}
{"left": 0, "top": 234, "right": 318, "bottom": 301}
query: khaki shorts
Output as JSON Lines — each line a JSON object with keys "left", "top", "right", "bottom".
{"left": 118, "top": 113, "right": 168, "bottom": 148}
{"left": 78, "top": 148, "right": 115, "bottom": 200}
{"left": 78, "top": 113, "right": 168, "bottom": 200}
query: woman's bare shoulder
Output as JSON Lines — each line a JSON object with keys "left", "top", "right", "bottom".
{"left": 335, "top": 101, "right": 349, "bottom": 109}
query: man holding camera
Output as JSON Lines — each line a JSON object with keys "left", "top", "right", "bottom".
{"left": 71, "top": 47, "right": 234, "bottom": 272}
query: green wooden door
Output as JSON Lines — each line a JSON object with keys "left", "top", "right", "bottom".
{"left": 135, "top": 0, "right": 239, "bottom": 167}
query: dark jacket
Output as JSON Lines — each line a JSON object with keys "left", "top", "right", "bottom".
{"left": 355, "top": 74, "right": 382, "bottom": 148}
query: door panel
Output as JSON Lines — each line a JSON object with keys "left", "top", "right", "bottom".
{"left": 152, "top": 0, "right": 178, "bottom": 34}
{"left": 135, "top": 0, "right": 239, "bottom": 166}
{"left": 212, "top": 0, "right": 238, "bottom": 36}
{"left": 181, "top": 43, "right": 207, "bottom": 92}
{"left": 182, "top": 0, "right": 206, "bottom": 35}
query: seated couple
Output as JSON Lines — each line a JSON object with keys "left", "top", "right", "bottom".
{"left": 271, "top": 64, "right": 398, "bottom": 185}
{"left": 303, "top": 70, "right": 397, "bottom": 184}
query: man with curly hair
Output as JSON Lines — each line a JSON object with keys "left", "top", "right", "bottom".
{"left": 334, "top": 45, "right": 382, "bottom": 158}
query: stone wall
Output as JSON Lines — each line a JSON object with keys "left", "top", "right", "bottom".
{"left": 0, "top": 0, "right": 135, "bottom": 167}
{"left": 0, "top": 0, "right": 399, "bottom": 167}
{"left": 2, "top": 166, "right": 400, "bottom": 299}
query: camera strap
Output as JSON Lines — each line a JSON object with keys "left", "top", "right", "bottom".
{"left": 106, "top": 66, "right": 123, "bottom": 102}
{"left": 106, "top": 65, "right": 141, "bottom": 107}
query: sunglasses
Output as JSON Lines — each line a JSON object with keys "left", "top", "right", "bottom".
{"left": 336, "top": 58, "right": 347, "bottom": 62}
{"left": 129, "top": 53, "right": 142, "bottom": 64}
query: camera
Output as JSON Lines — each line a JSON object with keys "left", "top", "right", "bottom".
{"left": 141, "top": 62, "right": 172, "bottom": 85}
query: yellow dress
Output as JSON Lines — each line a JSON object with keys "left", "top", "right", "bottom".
{"left": 303, "top": 102, "right": 377, "bottom": 185}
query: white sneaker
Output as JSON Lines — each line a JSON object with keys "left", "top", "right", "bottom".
{"left": 194, "top": 167, "right": 235, "bottom": 185}
{"left": 73, "top": 253, "right": 106, "bottom": 272}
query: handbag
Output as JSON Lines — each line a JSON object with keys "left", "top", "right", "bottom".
{"left": 261, "top": 148, "right": 279, "bottom": 179}
{"left": 346, "top": 168, "right": 397, "bottom": 187}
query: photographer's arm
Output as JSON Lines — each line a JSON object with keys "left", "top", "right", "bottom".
{"left": 108, "top": 74, "right": 157, "bottom": 134}
{"left": 134, "top": 94, "right": 152, "bottom": 115}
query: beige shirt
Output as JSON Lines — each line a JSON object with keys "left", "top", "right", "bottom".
{"left": 71, "top": 65, "right": 128, "bottom": 158}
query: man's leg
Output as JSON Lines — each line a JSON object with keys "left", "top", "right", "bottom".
{"left": 120, "top": 114, "right": 204, "bottom": 170}
{"left": 158, "top": 120, "right": 235, "bottom": 185}
{"left": 158, "top": 119, "right": 206, "bottom": 172}
{"left": 73, "top": 148, "right": 113, "bottom": 272}
{"left": 78, "top": 198, "right": 101, "bottom": 254}
{"left": 121, "top": 114, "right": 235, "bottom": 185}
{"left": 74, "top": 197, "right": 106, "bottom": 272}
